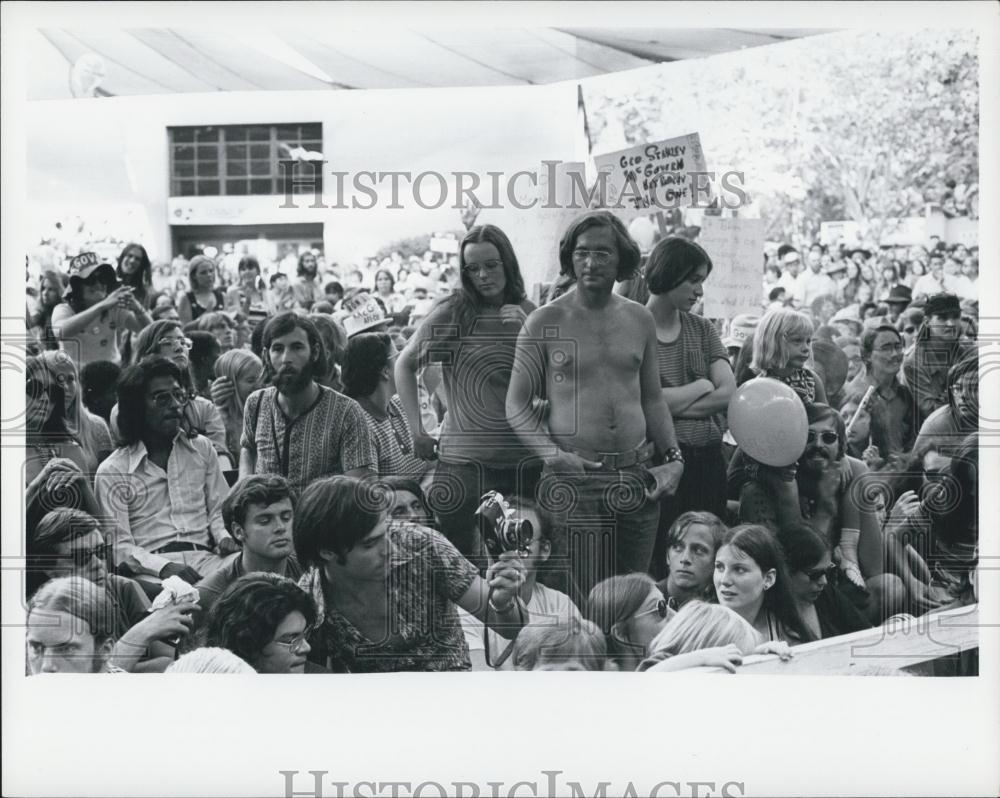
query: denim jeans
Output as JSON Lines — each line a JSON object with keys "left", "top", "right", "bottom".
{"left": 537, "top": 463, "right": 661, "bottom": 607}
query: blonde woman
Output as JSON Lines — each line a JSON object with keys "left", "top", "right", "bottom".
{"left": 212, "top": 349, "right": 264, "bottom": 463}
{"left": 750, "top": 307, "right": 828, "bottom": 404}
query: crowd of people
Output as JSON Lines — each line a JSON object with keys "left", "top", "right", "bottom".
{"left": 22, "top": 212, "right": 979, "bottom": 675}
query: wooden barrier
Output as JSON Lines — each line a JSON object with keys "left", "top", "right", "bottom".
{"left": 706, "top": 605, "right": 979, "bottom": 675}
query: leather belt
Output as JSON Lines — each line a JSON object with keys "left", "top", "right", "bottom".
{"left": 559, "top": 441, "right": 656, "bottom": 469}
{"left": 154, "top": 541, "right": 215, "bottom": 554}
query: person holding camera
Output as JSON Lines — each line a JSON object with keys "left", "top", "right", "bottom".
{"left": 294, "top": 476, "right": 527, "bottom": 673}
{"left": 395, "top": 225, "right": 539, "bottom": 561}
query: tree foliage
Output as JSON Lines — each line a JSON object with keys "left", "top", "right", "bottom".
{"left": 584, "top": 30, "right": 978, "bottom": 243}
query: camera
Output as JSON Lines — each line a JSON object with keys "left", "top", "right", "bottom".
{"left": 475, "top": 491, "right": 533, "bottom": 557}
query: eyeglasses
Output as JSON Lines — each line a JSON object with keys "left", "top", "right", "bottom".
{"left": 804, "top": 564, "right": 837, "bottom": 583}
{"left": 159, "top": 337, "right": 193, "bottom": 351}
{"left": 571, "top": 249, "right": 614, "bottom": 266}
{"left": 462, "top": 260, "right": 503, "bottom": 276}
{"left": 634, "top": 598, "right": 668, "bottom": 620}
{"left": 272, "top": 632, "right": 311, "bottom": 654}
{"left": 66, "top": 542, "right": 110, "bottom": 567}
{"left": 148, "top": 388, "right": 189, "bottom": 408}
{"left": 874, "top": 343, "right": 905, "bottom": 354}
{"left": 806, "top": 430, "right": 839, "bottom": 445}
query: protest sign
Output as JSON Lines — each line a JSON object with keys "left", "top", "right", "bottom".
{"left": 429, "top": 234, "right": 459, "bottom": 255}
{"left": 698, "top": 216, "right": 766, "bottom": 319}
{"left": 593, "top": 133, "right": 708, "bottom": 221}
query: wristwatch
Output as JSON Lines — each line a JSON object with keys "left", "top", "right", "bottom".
{"left": 663, "top": 447, "right": 685, "bottom": 465}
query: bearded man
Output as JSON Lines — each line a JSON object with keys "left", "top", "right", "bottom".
{"left": 239, "top": 313, "right": 376, "bottom": 489}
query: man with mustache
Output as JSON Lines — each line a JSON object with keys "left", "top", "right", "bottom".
{"left": 239, "top": 313, "right": 376, "bottom": 491}
{"left": 735, "top": 403, "right": 904, "bottom": 624}
{"left": 95, "top": 357, "right": 236, "bottom": 584}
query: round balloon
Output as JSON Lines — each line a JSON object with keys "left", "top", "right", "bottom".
{"left": 728, "top": 378, "right": 808, "bottom": 467}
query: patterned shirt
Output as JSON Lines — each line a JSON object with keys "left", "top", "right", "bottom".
{"left": 764, "top": 367, "right": 817, "bottom": 404}
{"left": 241, "top": 385, "right": 377, "bottom": 490}
{"left": 360, "top": 396, "right": 428, "bottom": 478}
{"left": 655, "top": 312, "right": 730, "bottom": 447}
{"left": 300, "top": 523, "right": 478, "bottom": 673}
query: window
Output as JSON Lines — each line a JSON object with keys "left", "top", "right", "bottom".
{"left": 169, "top": 124, "right": 323, "bottom": 197}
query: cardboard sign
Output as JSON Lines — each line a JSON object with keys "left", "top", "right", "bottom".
{"left": 430, "top": 235, "right": 459, "bottom": 255}
{"left": 593, "top": 133, "right": 708, "bottom": 221}
{"left": 698, "top": 217, "right": 767, "bottom": 319}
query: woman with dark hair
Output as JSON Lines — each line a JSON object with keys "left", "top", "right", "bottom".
{"left": 586, "top": 573, "right": 672, "bottom": 671}
{"left": 112, "top": 319, "right": 230, "bottom": 462}
{"left": 294, "top": 475, "right": 526, "bottom": 673}
{"left": 50, "top": 253, "right": 151, "bottom": 366}
{"left": 342, "top": 332, "right": 426, "bottom": 479}
{"left": 187, "top": 330, "right": 222, "bottom": 399}
{"left": 225, "top": 255, "right": 269, "bottom": 325}
{"left": 374, "top": 268, "right": 408, "bottom": 315}
{"left": 178, "top": 255, "right": 225, "bottom": 324}
{"left": 643, "top": 237, "right": 735, "bottom": 578}
{"left": 395, "top": 224, "right": 538, "bottom": 559}
{"left": 778, "top": 523, "right": 872, "bottom": 639}
{"left": 713, "top": 524, "right": 814, "bottom": 644}
{"left": 203, "top": 573, "right": 317, "bottom": 674}
{"left": 28, "top": 270, "right": 66, "bottom": 351}
{"left": 897, "top": 306, "right": 924, "bottom": 354}
{"left": 378, "top": 475, "right": 434, "bottom": 526}
{"left": 116, "top": 243, "right": 154, "bottom": 310}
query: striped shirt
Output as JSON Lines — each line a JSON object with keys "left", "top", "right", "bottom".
{"left": 241, "top": 385, "right": 377, "bottom": 490}
{"left": 655, "top": 312, "right": 729, "bottom": 447}
{"left": 360, "top": 396, "right": 428, "bottom": 478}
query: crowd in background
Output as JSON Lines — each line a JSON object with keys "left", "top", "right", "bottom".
{"left": 22, "top": 213, "right": 979, "bottom": 675}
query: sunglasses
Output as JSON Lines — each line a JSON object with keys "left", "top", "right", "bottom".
{"left": 66, "top": 542, "right": 110, "bottom": 567}
{"left": 634, "top": 598, "right": 669, "bottom": 620}
{"left": 804, "top": 564, "right": 837, "bottom": 583}
{"left": 806, "top": 430, "right": 839, "bottom": 445}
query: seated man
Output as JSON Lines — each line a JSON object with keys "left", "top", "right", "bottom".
{"left": 194, "top": 474, "right": 302, "bottom": 623}
{"left": 912, "top": 353, "right": 978, "bottom": 458}
{"left": 459, "top": 496, "right": 582, "bottom": 670}
{"left": 95, "top": 357, "right": 239, "bottom": 586}
{"left": 26, "top": 576, "right": 118, "bottom": 674}
{"left": 734, "top": 402, "right": 904, "bottom": 624}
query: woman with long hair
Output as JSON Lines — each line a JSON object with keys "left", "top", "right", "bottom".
{"left": 212, "top": 349, "right": 264, "bottom": 463}
{"left": 713, "top": 524, "right": 814, "bottom": 644}
{"left": 178, "top": 255, "right": 226, "bottom": 324}
{"left": 116, "top": 243, "right": 154, "bottom": 310}
{"left": 374, "top": 268, "right": 408, "bottom": 315}
{"left": 644, "top": 237, "right": 735, "bottom": 578}
{"left": 395, "top": 224, "right": 538, "bottom": 559}
{"left": 586, "top": 573, "right": 673, "bottom": 672}
{"left": 37, "top": 351, "right": 114, "bottom": 473}
{"left": 28, "top": 270, "right": 66, "bottom": 351}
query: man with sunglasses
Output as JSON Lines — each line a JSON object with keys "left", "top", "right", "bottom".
{"left": 736, "top": 403, "right": 903, "bottom": 625}
{"left": 96, "top": 357, "right": 236, "bottom": 586}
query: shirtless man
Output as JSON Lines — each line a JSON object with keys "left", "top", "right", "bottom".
{"left": 506, "top": 211, "right": 684, "bottom": 604}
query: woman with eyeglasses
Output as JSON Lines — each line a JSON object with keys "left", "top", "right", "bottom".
{"left": 203, "top": 573, "right": 317, "bottom": 674}
{"left": 777, "top": 523, "right": 872, "bottom": 640}
{"left": 395, "top": 224, "right": 538, "bottom": 561}
{"left": 342, "top": 332, "right": 427, "bottom": 479}
{"left": 27, "top": 509, "right": 201, "bottom": 672}
{"left": 841, "top": 324, "right": 918, "bottom": 467}
{"left": 111, "top": 320, "right": 231, "bottom": 465}
{"left": 586, "top": 573, "right": 674, "bottom": 671}
{"left": 713, "top": 524, "right": 814, "bottom": 644}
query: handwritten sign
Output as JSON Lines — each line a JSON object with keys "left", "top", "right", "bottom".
{"left": 593, "top": 133, "right": 708, "bottom": 221}
{"left": 430, "top": 234, "right": 459, "bottom": 255}
{"left": 698, "top": 217, "right": 766, "bottom": 319}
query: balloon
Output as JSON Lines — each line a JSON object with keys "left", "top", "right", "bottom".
{"left": 628, "top": 217, "right": 656, "bottom": 252}
{"left": 728, "top": 378, "right": 808, "bottom": 467}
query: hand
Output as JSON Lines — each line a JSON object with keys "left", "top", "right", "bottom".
{"left": 697, "top": 644, "right": 745, "bottom": 673}
{"left": 128, "top": 599, "right": 200, "bottom": 645}
{"left": 413, "top": 432, "right": 439, "bottom": 461}
{"left": 861, "top": 445, "right": 884, "bottom": 470}
{"left": 543, "top": 449, "right": 603, "bottom": 475}
{"left": 210, "top": 376, "right": 236, "bottom": 408}
{"left": 644, "top": 461, "right": 684, "bottom": 501}
{"left": 485, "top": 551, "right": 526, "bottom": 610}
{"left": 160, "top": 562, "right": 202, "bottom": 584}
{"left": 32, "top": 457, "right": 85, "bottom": 493}
{"left": 217, "top": 537, "right": 242, "bottom": 557}
{"left": 905, "top": 579, "right": 948, "bottom": 615}
{"left": 753, "top": 640, "right": 794, "bottom": 660}
{"left": 498, "top": 304, "right": 528, "bottom": 326}
{"left": 101, "top": 286, "right": 134, "bottom": 311}
{"left": 887, "top": 490, "right": 921, "bottom": 528}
